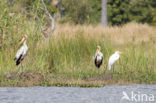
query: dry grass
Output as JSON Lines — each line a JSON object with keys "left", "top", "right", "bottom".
{"left": 54, "top": 22, "right": 156, "bottom": 44}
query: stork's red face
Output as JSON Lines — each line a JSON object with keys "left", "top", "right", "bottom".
{"left": 19, "top": 35, "right": 28, "bottom": 44}
{"left": 24, "top": 36, "right": 26, "bottom": 40}
{"left": 96, "top": 46, "right": 101, "bottom": 54}
{"left": 24, "top": 35, "right": 28, "bottom": 40}
{"left": 97, "top": 47, "right": 100, "bottom": 50}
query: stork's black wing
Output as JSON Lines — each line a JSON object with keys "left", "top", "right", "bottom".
{"left": 15, "top": 54, "right": 22, "bottom": 66}
{"left": 94, "top": 56, "right": 103, "bottom": 68}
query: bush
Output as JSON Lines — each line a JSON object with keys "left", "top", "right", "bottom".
{"left": 60, "top": 0, "right": 92, "bottom": 24}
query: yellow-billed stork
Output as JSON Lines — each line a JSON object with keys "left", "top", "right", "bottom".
{"left": 108, "top": 51, "right": 121, "bottom": 70}
{"left": 94, "top": 46, "right": 103, "bottom": 68}
{"left": 14, "top": 35, "right": 28, "bottom": 66}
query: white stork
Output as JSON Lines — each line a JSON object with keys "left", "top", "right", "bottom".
{"left": 94, "top": 46, "right": 103, "bottom": 68}
{"left": 14, "top": 35, "right": 28, "bottom": 66}
{"left": 108, "top": 51, "right": 121, "bottom": 70}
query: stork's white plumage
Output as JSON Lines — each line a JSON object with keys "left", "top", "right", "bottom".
{"left": 108, "top": 51, "right": 121, "bottom": 70}
{"left": 94, "top": 46, "right": 103, "bottom": 68}
{"left": 14, "top": 35, "right": 28, "bottom": 66}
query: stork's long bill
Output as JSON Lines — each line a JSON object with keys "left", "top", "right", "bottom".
{"left": 19, "top": 35, "right": 27, "bottom": 44}
{"left": 95, "top": 47, "right": 100, "bottom": 55}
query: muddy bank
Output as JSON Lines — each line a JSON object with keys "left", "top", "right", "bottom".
{"left": 0, "top": 72, "right": 141, "bottom": 87}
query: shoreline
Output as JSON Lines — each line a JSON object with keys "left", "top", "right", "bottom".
{"left": 1, "top": 71, "right": 156, "bottom": 87}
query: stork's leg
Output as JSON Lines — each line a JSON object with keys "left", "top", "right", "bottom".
{"left": 112, "top": 66, "right": 115, "bottom": 73}
{"left": 20, "top": 59, "right": 24, "bottom": 72}
{"left": 97, "top": 68, "right": 100, "bottom": 74}
{"left": 21, "top": 61, "right": 23, "bottom": 70}
{"left": 103, "top": 64, "right": 107, "bottom": 74}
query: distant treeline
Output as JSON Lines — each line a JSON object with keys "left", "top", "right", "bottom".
{"left": 5, "top": 0, "right": 156, "bottom": 25}
{"left": 60, "top": 0, "right": 156, "bottom": 25}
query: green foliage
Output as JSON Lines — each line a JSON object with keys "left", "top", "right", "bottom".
{"left": 129, "top": 0, "right": 153, "bottom": 24}
{"left": 86, "top": 0, "right": 101, "bottom": 23}
{"left": 60, "top": 0, "right": 156, "bottom": 25}
{"left": 59, "top": 0, "right": 101, "bottom": 24}
{"left": 60, "top": 0, "right": 92, "bottom": 24}
{"left": 149, "top": 0, "right": 156, "bottom": 25}
{"left": 107, "top": 0, "right": 130, "bottom": 25}
{"left": 4, "top": 0, "right": 156, "bottom": 25}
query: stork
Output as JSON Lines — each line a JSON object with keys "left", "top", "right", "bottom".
{"left": 108, "top": 51, "right": 121, "bottom": 71}
{"left": 94, "top": 46, "right": 103, "bottom": 68}
{"left": 14, "top": 35, "right": 28, "bottom": 67}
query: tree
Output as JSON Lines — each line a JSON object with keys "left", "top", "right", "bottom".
{"left": 107, "top": 0, "right": 130, "bottom": 25}
{"left": 129, "top": 0, "right": 153, "bottom": 24}
{"left": 59, "top": 0, "right": 155, "bottom": 25}
{"left": 60, "top": 0, "right": 92, "bottom": 24}
{"left": 149, "top": 0, "right": 156, "bottom": 25}
{"left": 101, "top": 0, "right": 107, "bottom": 26}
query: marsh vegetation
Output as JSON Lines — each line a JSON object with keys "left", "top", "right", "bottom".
{"left": 0, "top": 0, "right": 156, "bottom": 87}
{"left": 1, "top": 22, "right": 156, "bottom": 86}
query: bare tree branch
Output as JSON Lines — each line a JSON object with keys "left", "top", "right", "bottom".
{"left": 41, "top": 0, "right": 55, "bottom": 40}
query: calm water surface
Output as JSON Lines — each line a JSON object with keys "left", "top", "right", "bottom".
{"left": 0, "top": 85, "right": 156, "bottom": 103}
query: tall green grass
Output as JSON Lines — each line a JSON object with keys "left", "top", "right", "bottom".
{"left": 47, "top": 32, "right": 112, "bottom": 78}
{"left": 1, "top": 28, "right": 156, "bottom": 86}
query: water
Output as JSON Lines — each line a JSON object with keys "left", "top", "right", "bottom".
{"left": 0, "top": 85, "right": 156, "bottom": 103}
